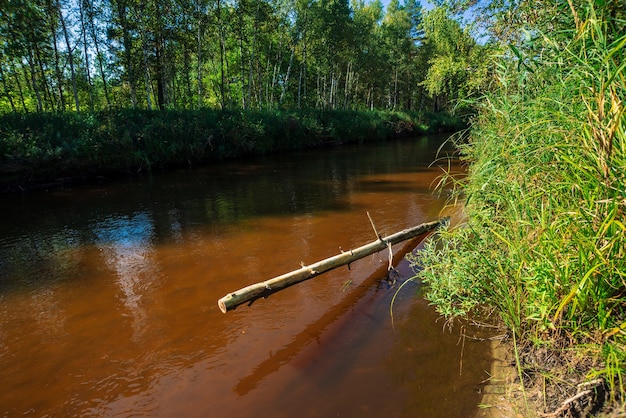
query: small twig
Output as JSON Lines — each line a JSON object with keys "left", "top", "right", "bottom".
{"left": 387, "top": 241, "right": 393, "bottom": 271}
{"left": 539, "top": 389, "right": 593, "bottom": 417}
{"left": 468, "top": 319, "right": 503, "bottom": 329}
{"left": 459, "top": 333, "right": 489, "bottom": 341}
{"left": 367, "top": 211, "right": 382, "bottom": 240}
{"left": 577, "top": 378, "right": 604, "bottom": 390}
{"left": 458, "top": 325, "right": 466, "bottom": 376}
{"left": 488, "top": 334, "right": 509, "bottom": 341}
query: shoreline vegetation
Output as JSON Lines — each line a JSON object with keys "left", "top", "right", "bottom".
{"left": 0, "top": 109, "right": 463, "bottom": 192}
{"left": 410, "top": 2, "right": 625, "bottom": 417}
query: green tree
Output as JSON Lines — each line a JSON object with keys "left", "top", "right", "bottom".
{"left": 0, "top": 0, "right": 495, "bottom": 114}
{"left": 307, "top": 0, "right": 355, "bottom": 109}
{"left": 381, "top": 0, "right": 423, "bottom": 110}
{"left": 419, "top": 6, "right": 483, "bottom": 112}
{"left": 351, "top": 0, "right": 387, "bottom": 109}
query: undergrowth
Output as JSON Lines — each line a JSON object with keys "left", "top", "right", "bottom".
{"left": 0, "top": 109, "right": 462, "bottom": 191}
{"left": 410, "top": 2, "right": 625, "bottom": 414}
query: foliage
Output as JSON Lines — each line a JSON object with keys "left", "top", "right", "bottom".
{"left": 411, "top": 0, "right": 626, "bottom": 405}
{"left": 418, "top": 6, "right": 490, "bottom": 114}
{"left": 0, "top": 108, "right": 461, "bottom": 190}
{"left": 0, "top": 0, "right": 476, "bottom": 114}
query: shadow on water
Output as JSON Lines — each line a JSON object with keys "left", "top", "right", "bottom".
{"left": 233, "top": 235, "right": 427, "bottom": 396}
{"left": 0, "top": 135, "right": 492, "bottom": 417}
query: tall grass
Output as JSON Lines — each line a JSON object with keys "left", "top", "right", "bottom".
{"left": 411, "top": 3, "right": 625, "bottom": 403}
{"left": 0, "top": 109, "right": 462, "bottom": 190}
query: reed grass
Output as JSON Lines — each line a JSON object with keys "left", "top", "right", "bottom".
{"left": 411, "top": 2, "right": 626, "bottom": 406}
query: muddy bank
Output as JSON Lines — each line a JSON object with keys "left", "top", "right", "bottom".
{"left": 477, "top": 337, "right": 623, "bottom": 417}
{"left": 477, "top": 339, "right": 526, "bottom": 418}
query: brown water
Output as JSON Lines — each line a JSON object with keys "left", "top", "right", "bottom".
{"left": 0, "top": 136, "right": 492, "bottom": 417}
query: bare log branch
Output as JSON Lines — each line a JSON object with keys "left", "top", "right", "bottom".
{"left": 367, "top": 211, "right": 382, "bottom": 240}
{"left": 217, "top": 217, "right": 448, "bottom": 313}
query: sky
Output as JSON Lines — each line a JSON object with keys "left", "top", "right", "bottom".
{"left": 380, "top": 0, "right": 484, "bottom": 36}
{"left": 380, "top": 0, "right": 435, "bottom": 11}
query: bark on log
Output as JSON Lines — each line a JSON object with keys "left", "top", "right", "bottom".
{"left": 217, "top": 217, "right": 448, "bottom": 313}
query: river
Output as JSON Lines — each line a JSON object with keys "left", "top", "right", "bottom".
{"left": 0, "top": 135, "right": 492, "bottom": 417}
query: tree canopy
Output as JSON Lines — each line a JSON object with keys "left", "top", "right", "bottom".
{"left": 0, "top": 0, "right": 487, "bottom": 113}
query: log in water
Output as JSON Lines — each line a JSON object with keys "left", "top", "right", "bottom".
{"left": 218, "top": 218, "right": 447, "bottom": 313}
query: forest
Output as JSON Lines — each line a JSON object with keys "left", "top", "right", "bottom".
{"left": 0, "top": 0, "right": 485, "bottom": 113}
{"left": 0, "top": 0, "right": 480, "bottom": 190}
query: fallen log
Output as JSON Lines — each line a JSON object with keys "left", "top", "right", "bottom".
{"left": 217, "top": 217, "right": 448, "bottom": 313}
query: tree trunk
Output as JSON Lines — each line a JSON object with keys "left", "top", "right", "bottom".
{"left": 27, "top": 45, "right": 43, "bottom": 112}
{"left": 297, "top": 9, "right": 308, "bottom": 109}
{"left": 138, "top": 1, "right": 153, "bottom": 110}
{"left": 393, "top": 66, "right": 398, "bottom": 110}
{"left": 184, "top": 45, "right": 192, "bottom": 109}
{"left": 269, "top": 41, "right": 279, "bottom": 106}
{"left": 114, "top": 0, "right": 137, "bottom": 108}
{"left": 79, "top": 0, "right": 94, "bottom": 110}
{"left": 155, "top": 40, "right": 165, "bottom": 110}
{"left": 17, "top": 67, "right": 29, "bottom": 112}
{"left": 154, "top": 0, "right": 167, "bottom": 110}
{"left": 46, "top": 2, "right": 64, "bottom": 111}
{"left": 343, "top": 67, "right": 348, "bottom": 110}
{"left": 217, "top": 218, "right": 447, "bottom": 313}
{"left": 141, "top": 31, "right": 153, "bottom": 110}
{"left": 34, "top": 44, "right": 54, "bottom": 110}
{"left": 239, "top": 30, "right": 246, "bottom": 109}
{"left": 0, "top": 65, "right": 17, "bottom": 112}
{"left": 57, "top": 0, "right": 80, "bottom": 111}
{"left": 279, "top": 42, "right": 294, "bottom": 106}
{"left": 196, "top": 9, "right": 203, "bottom": 108}
{"left": 86, "top": 0, "right": 111, "bottom": 109}
{"left": 216, "top": 0, "right": 226, "bottom": 109}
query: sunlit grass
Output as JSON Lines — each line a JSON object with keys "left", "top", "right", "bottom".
{"left": 411, "top": 3, "right": 626, "bottom": 405}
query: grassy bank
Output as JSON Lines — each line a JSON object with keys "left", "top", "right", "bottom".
{"left": 0, "top": 109, "right": 462, "bottom": 191}
{"left": 411, "top": 4, "right": 625, "bottom": 415}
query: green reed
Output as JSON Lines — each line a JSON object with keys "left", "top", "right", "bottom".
{"left": 411, "top": 2, "right": 625, "bottom": 402}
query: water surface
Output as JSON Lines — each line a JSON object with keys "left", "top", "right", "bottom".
{"left": 0, "top": 136, "right": 491, "bottom": 417}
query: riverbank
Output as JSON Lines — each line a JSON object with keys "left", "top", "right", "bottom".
{"left": 409, "top": 4, "right": 625, "bottom": 416}
{"left": 479, "top": 336, "right": 624, "bottom": 417}
{"left": 0, "top": 109, "right": 463, "bottom": 193}
{"left": 477, "top": 339, "right": 524, "bottom": 418}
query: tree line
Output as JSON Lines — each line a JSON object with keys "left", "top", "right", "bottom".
{"left": 0, "top": 0, "right": 485, "bottom": 114}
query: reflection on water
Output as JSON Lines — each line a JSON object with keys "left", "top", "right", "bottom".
{"left": 0, "top": 135, "right": 492, "bottom": 417}
{"left": 94, "top": 212, "right": 159, "bottom": 342}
